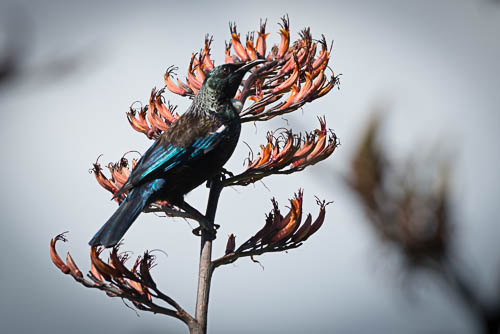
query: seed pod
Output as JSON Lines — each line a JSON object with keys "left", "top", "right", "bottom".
{"left": 225, "top": 234, "right": 236, "bottom": 255}
{"left": 164, "top": 67, "right": 187, "bottom": 96}
{"left": 270, "top": 138, "right": 280, "bottom": 163}
{"left": 273, "top": 131, "right": 296, "bottom": 164}
{"left": 110, "top": 164, "right": 128, "bottom": 188}
{"left": 270, "top": 206, "right": 298, "bottom": 243}
{"left": 272, "top": 63, "right": 299, "bottom": 94}
{"left": 303, "top": 202, "right": 327, "bottom": 241}
{"left": 225, "top": 41, "right": 233, "bottom": 64}
{"left": 306, "top": 70, "right": 326, "bottom": 99}
{"left": 292, "top": 133, "right": 316, "bottom": 162}
{"left": 281, "top": 47, "right": 307, "bottom": 74}
{"left": 255, "top": 143, "right": 273, "bottom": 168}
{"left": 293, "top": 72, "right": 313, "bottom": 103}
{"left": 314, "top": 75, "right": 336, "bottom": 98}
{"left": 279, "top": 84, "right": 299, "bottom": 110}
{"left": 66, "top": 252, "right": 83, "bottom": 279}
{"left": 90, "top": 246, "right": 119, "bottom": 281}
{"left": 246, "top": 39, "right": 258, "bottom": 61}
{"left": 312, "top": 36, "right": 329, "bottom": 70}
{"left": 139, "top": 252, "right": 157, "bottom": 289}
{"left": 127, "top": 111, "right": 147, "bottom": 134}
{"left": 194, "top": 62, "right": 206, "bottom": 83}
{"left": 230, "top": 23, "right": 249, "bottom": 61}
{"left": 291, "top": 213, "right": 313, "bottom": 243}
{"left": 256, "top": 19, "right": 269, "bottom": 57}
{"left": 90, "top": 262, "right": 104, "bottom": 283}
{"left": 202, "top": 35, "right": 215, "bottom": 71}
{"left": 248, "top": 95, "right": 265, "bottom": 114}
{"left": 246, "top": 153, "right": 262, "bottom": 170}
{"left": 49, "top": 233, "right": 70, "bottom": 274}
{"left": 91, "top": 161, "right": 118, "bottom": 195}
{"left": 150, "top": 110, "right": 169, "bottom": 132}
{"left": 277, "top": 15, "right": 290, "bottom": 59}
{"left": 307, "top": 128, "right": 327, "bottom": 161}
{"left": 127, "top": 105, "right": 150, "bottom": 136}
{"left": 109, "top": 246, "right": 136, "bottom": 280}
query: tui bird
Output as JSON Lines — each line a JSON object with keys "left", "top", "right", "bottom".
{"left": 89, "top": 59, "right": 265, "bottom": 247}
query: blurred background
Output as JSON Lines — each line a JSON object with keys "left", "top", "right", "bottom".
{"left": 1, "top": 0, "right": 499, "bottom": 333}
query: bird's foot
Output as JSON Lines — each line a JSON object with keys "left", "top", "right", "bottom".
{"left": 192, "top": 223, "right": 220, "bottom": 237}
{"left": 220, "top": 168, "right": 234, "bottom": 179}
{"left": 206, "top": 169, "right": 234, "bottom": 188}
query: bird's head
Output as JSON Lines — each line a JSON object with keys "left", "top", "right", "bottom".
{"left": 202, "top": 59, "right": 266, "bottom": 100}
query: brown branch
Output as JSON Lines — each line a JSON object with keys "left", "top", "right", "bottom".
{"left": 77, "top": 275, "right": 184, "bottom": 321}
{"left": 212, "top": 241, "right": 302, "bottom": 268}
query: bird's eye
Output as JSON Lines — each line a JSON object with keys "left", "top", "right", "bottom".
{"left": 222, "top": 67, "right": 230, "bottom": 74}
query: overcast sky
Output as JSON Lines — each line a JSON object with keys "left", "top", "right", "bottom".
{"left": 1, "top": 0, "right": 499, "bottom": 333}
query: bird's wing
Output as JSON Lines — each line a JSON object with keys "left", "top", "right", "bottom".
{"left": 121, "top": 123, "right": 228, "bottom": 191}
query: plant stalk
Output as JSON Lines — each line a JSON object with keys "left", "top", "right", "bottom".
{"left": 189, "top": 178, "right": 223, "bottom": 334}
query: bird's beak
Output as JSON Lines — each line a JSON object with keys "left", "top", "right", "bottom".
{"left": 234, "top": 59, "right": 266, "bottom": 74}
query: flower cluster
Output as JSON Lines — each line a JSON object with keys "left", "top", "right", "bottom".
{"left": 89, "top": 153, "right": 139, "bottom": 203}
{"left": 130, "top": 15, "right": 339, "bottom": 140}
{"left": 224, "top": 117, "right": 339, "bottom": 186}
{"left": 214, "top": 190, "right": 330, "bottom": 267}
{"left": 126, "top": 88, "right": 179, "bottom": 139}
{"left": 50, "top": 233, "right": 191, "bottom": 320}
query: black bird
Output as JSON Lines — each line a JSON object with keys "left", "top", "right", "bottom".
{"left": 89, "top": 59, "right": 264, "bottom": 247}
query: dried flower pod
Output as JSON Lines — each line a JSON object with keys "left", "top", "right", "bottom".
{"left": 186, "top": 54, "right": 203, "bottom": 92}
{"left": 246, "top": 33, "right": 258, "bottom": 60}
{"left": 277, "top": 15, "right": 290, "bottom": 59}
{"left": 66, "top": 252, "right": 83, "bottom": 279}
{"left": 139, "top": 251, "right": 157, "bottom": 289}
{"left": 50, "top": 232, "right": 70, "bottom": 274}
{"left": 272, "top": 61, "right": 299, "bottom": 94}
{"left": 230, "top": 22, "right": 249, "bottom": 61}
{"left": 202, "top": 35, "right": 215, "bottom": 71}
{"left": 225, "top": 234, "right": 236, "bottom": 254}
{"left": 279, "top": 84, "right": 299, "bottom": 110}
{"left": 90, "top": 246, "right": 120, "bottom": 281}
{"left": 164, "top": 66, "right": 188, "bottom": 96}
{"left": 270, "top": 207, "right": 298, "bottom": 243}
{"left": 291, "top": 213, "right": 313, "bottom": 243}
{"left": 109, "top": 245, "right": 137, "bottom": 280}
{"left": 302, "top": 199, "right": 328, "bottom": 241}
{"left": 256, "top": 19, "right": 269, "bottom": 57}
{"left": 90, "top": 155, "right": 119, "bottom": 197}
{"left": 90, "top": 262, "right": 104, "bottom": 283}
{"left": 293, "top": 72, "right": 313, "bottom": 103}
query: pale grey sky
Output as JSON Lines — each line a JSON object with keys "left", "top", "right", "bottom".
{"left": 1, "top": 0, "right": 499, "bottom": 333}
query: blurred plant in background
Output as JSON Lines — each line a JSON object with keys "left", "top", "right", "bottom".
{"left": 346, "top": 113, "right": 500, "bottom": 334}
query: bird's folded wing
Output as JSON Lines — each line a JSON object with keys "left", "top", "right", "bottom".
{"left": 126, "top": 124, "right": 228, "bottom": 187}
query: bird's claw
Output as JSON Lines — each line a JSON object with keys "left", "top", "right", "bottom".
{"left": 206, "top": 169, "right": 233, "bottom": 188}
{"left": 192, "top": 224, "right": 220, "bottom": 237}
{"left": 220, "top": 168, "right": 234, "bottom": 179}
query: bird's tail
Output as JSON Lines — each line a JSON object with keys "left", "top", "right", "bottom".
{"left": 89, "top": 180, "right": 164, "bottom": 248}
